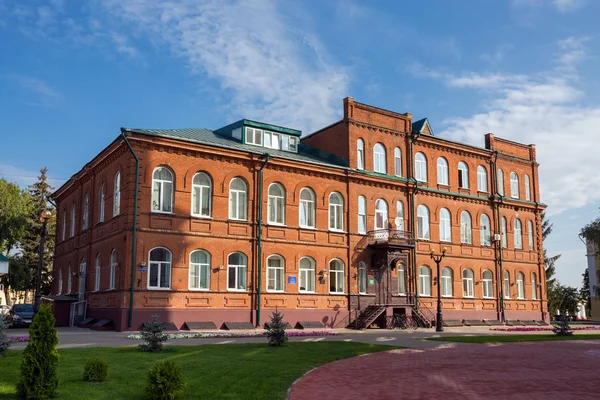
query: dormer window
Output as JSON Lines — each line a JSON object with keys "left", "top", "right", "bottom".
{"left": 245, "top": 126, "right": 298, "bottom": 153}
{"left": 246, "top": 127, "right": 263, "bottom": 146}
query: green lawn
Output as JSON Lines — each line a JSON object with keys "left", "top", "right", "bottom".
{"left": 425, "top": 334, "right": 600, "bottom": 343}
{"left": 0, "top": 342, "right": 395, "bottom": 399}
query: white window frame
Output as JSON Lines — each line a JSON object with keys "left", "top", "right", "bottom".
{"left": 395, "top": 201, "right": 404, "bottom": 231}
{"left": 229, "top": 178, "right": 248, "bottom": 220}
{"left": 358, "top": 195, "right": 367, "bottom": 234}
{"left": 531, "top": 273, "right": 538, "bottom": 300}
{"left": 482, "top": 270, "right": 494, "bottom": 299}
{"left": 267, "top": 183, "right": 285, "bottom": 225}
{"left": 358, "top": 261, "right": 367, "bottom": 294}
{"left": 70, "top": 204, "right": 76, "bottom": 237}
{"left": 299, "top": 188, "right": 316, "bottom": 229}
{"left": 398, "top": 263, "right": 406, "bottom": 295}
{"left": 152, "top": 167, "right": 174, "bottom": 214}
{"left": 227, "top": 252, "right": 247, "bottom": 291}
{"left": 192, "top": 172, "right": 212, "bottom": 218}
{"left": 62, "top": 210, "right": 66, "bottom": 240}
{"left": 528, "top": 221, "right": 534, "bottom": 250}
{"left": 329, "top": 259, "right": 345, "bottom": 294}
{"left": 503, "top": 271, "right": 511, "bottom": 299}
{"left": 148, "top": 247, "right": 171, "bottom": 290}
{"left": 441, "top": 267, "right": 453, "bottom": 297}
{"left": 417, "top": 205, "right": 430, "bottom": 240}
{"left": 394, "top": 147, "right": 402, "bottom": 177}
{"left": 110, "top": 249, "right": 117, "bottom": 290}
{"left": 374, "top": 199, "right": 388, "bottom": 230}
{"left": 419, "top": 266, "right": 431, "bottom": 296}
{"left": 524, "top": 175, "right": 531, "bottom": 201}
{"left": 516, "top": 272, "right": 525, "bottom": 299}
{"left": 99, "top": 183, "right": 105, "bottom": 222}
{"left": 480, "top": 214, "right": 491, "bottom": 246}
{"left": 373, "top": 143, "right": 386, "bottom": 174}
{"left": 477, "top": 166, "right": 488, "bottom": 192}
{"left": 460, "top": 211, "right": 472, "bottom": 244}
{"left": 299, "top": 257, "right": 316, "bottom": 293}
{"left": 82, "top": 193, "right": 89, "bottom": 230}
{"left": 439, "top": 208, "right": 451, "bottom": 242}
{"left": 501, "top": 217, "right": 508, "bottom": 248}
{"left": 357, "top": 139, "right": 365, "bottom": 170}
{"left": 458, "top": 162, "right": 469, "bottom": 189}
{"left": 58, "top": 268, "right": 63, "bottom": 295}
{"left": 497, "top": 169, "right": 504, "bottom": 196}
{"left": 266, "top": 255, "right": 285, "bottom": 292}
{"left": 246, "top": 127, "right": 263, "bottom": 146}
{"left": 462, "top": 268, "right": 474, "bottom": 298}
{"left": 328, "top": 192, "right": 344, "bottom": 231}
{"left": 95, "top": 254, "right": 101, "bottom": 292}
{"left": 67, "top": 264, "right": 72, "bottom": 293}
{"left": 113, "top": 171, "right": 120, "bottom": 217}
{"left": 415, "top": 152, "right": 427, "bottom": 182}
{"left": 514, "top": 219, "right": 523, "bottom": 249}
{"left": 189, "top": 250, "right": 211, "bottom": 291}
{"left": 437, "top": 157, "right": 449, "bottom": 185}
{"left": 510, "top": 172, "right": 519, "bottom": 199}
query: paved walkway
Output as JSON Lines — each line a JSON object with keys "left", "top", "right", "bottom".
{"left": 288, "top": 340, "right": 600, "bottom": 400}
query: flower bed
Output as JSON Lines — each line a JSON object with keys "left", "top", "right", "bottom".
{"left": 8, "top": 336, "right": 30, "bottom": 343}
{"left": 126, "top": 331, "right": 339, "bottom": 340}
{"left": 491, "top": 326, "right": 600, "bottom": 332}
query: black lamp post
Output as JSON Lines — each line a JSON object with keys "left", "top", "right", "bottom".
{"left": 429, "top": 247, "right": 447, "bottom": 332}
{"left": 34, "top": 210, "right": 52, "bottom": 312}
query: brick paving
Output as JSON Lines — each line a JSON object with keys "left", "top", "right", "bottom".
{"left": 288, "top": 341, "right": 600, "bottom": 400}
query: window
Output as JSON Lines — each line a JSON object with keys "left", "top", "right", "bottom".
{"left": 501, "top": 217, "right": 508, "bottom": 248}
{"left": 152, "top": 167, "right": 173, "bottom": 213}
{"left": 524, "top": 175, "right": 531, "bottom": 201}
{"left": 268, "top": 183, "right": 285, "bottom": 225}
{"left": 419, "top": 266, "right": 431, "bottom": 296}
{"left": 437, "top": 157, "right": 449, "bottom": 185}
{"left": 516, "top": 272, "right": 525, "bottom": 299}
{"left": 110, "top": 249, "right": 117, "bottom": 290}
{"left": 227, "top": 252, "right": 247, "bottom": 291}
{"left": 415, "top": 152, "right": 427, "bottom": 182}
{"left": 62, "top": 210, "right": 66, "bottom": 240}
{"left": 189, "top": 250, "right": 210, "bottom": 290}
{"left": 373, "top": 143, "right": 386, "bottom": 173}
{"left": 329, "top": 192, "right": 344, "bottom": 231}
{"left": 510, "top": 172, "right": 519, "bottom": 198}
{"left": 280, "top": 135, "right": 290, "bottom": 151}
{"left": 357, "top": 139, "right": 365, "bottom": 170}
{"left": 148, "top": 247, "right": 171, "bottom": 289}
{"left": 95, "top": 254, "right": 100, "bottom": 292}
{"left": 462, "top": 268, "right": 474, "bottom": 298}
{"left": 267, "top": 255, "right": 285, "bottom": 292}
{"left": 67, "top": 264, "right": 72, "bottom": 293}
{"left": 417, "top": 205, "right": 430, "bottom": 240}
{"left": 58, "top": 268, "right": 62, "bottom": 295}
{"left": 99, "top": 183, "right": 105, "bottom": 222}
{"left": 398, "top": 263, "right": 406, "bottom": 295}
{"left": 375, "top": 199, "right": 388, "bottom": 230}
{"left": 532, "top": 273, "right": 538, "bottom": 300}
{"left": 395, "top": 201, "right": 404, "bottom": 230}
{"left": 229, "top": 178, "right": 247, "bottom": 220}
{"left": 394, "top": 147, "right": 402, "bottom": 176}
{"left": 192, "top": 172, "right": 212, "bottom": 217}
{"left": 299, "top": 188, "right": 316, "bottom": 228}
{"left": 458, "top": 162, "right": 469, "bottom": 189}
{"left": 82, "top": 193, "right": 89, "bottom": 230}
{"left": 439, "top": 208, "right": 451, "bottom": 242}
{"left": 299, "top": 257, "right": 316, "bottom": 293}
{"left": 480, "top": 214, "right": 491, "bottom": 246}
{"left": 514, "top": 219, "right": 523, "bottom": 249}
{"left": 289, "top": 137, "right": 298, "bottom": 152}
{"left": 358, "top": 261, "right": 367, "bottom": 294}
{"left": 79, "top": 259, "right": 86, "bottom": 293}
{"left": 246, "top": 127, "right": 262, "bottom": 145}
{"left": 528, "top": 221, "right": 534, "bottom": 250}
{"left": 503, "top": 271, "right": 510, "bottom": 299}
{"left": 113, "top": 171, "right": 120, "bottom": 217}
{"left": 460, "top": 211, "right": 472, "bottom": 244}
{"left": 441, "top": 267, "right": 453, "bottom": 297}
{"left": 477, "top": 166, "right": 488, "bottom": 192}
{"left": 482, "top": 270, "right": 494, "bottom": 298}
{"left": 329, "top": 259, "right": 345, "bottom": 294}
{"left": 70, "top": 204, "right": 76, "bottom": 237}
{"left": 497, "top": 169, "right": 504, "bottom": 195}
{"left": 263, "top": 131, "right": 279, "bottom": 149}
{"left": 358, "top": 196, "right": 367, "bottom": 234}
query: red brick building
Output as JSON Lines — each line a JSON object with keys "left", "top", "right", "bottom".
{"left": 51, "top": 98, "right": 547, "bottom": 331}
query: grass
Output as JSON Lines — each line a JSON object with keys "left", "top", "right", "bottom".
{"left": 0, "top": 342, "right": 395, "bottom": 399}
{"left": 425, "top": 334, "right": 600, "bottom": 343}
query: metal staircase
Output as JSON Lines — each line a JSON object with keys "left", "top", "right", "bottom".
{"left": 412, "top": 299, "right": 436, "bottom": 328}
{"left": 347, "top": 305, "right": 386, "bottom": 330}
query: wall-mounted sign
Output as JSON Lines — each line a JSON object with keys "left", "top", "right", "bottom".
{"left": 288, "top": 275, "right": 297, "bottom": 284}
{"left": 369, "top": 279, "right": 375, "bottom": 285}
{"left": 138, "top": 268, "right": 147, "bottom": 273}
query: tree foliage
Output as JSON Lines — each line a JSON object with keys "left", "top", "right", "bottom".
{"left": 0, "top": 178, "right": 28, "bottom": 255}
{"left": 145, "top": 360, "right": 185, "bottom": 400}
{"left": 139, "top": 315, "right": 167, "bottom": 352}
{"left": 548, "top": 284, "right": 580, "bottom": 316}
{"left": 266, "top": 308, "right": 288, "bottom": 346}
{"left": 0, "top": 315, "right": 12, "bottom": 357}
{"left": 541, "top": 212, "right": 562, "bottom": 315}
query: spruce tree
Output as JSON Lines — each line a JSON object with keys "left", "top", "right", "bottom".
{"left": 266, "top": 308, "right": 288, "bottom": 346}
{"left": 139, "top": 315, "right": 167, "bottom": 352}
{"left": 552, "top": 315, "right": 573, "bottom": 336}
{"left": 542, "top": 212, "right": 561, "bottom": 315}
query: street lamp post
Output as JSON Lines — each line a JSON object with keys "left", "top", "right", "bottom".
{"left": 429, "top": 247, "right": 447, "bottom": 332}
{"left": 34, "top": 210, "right": 52, "bottom": 312}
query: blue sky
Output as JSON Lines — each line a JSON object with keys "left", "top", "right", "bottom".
{"left": 0, "top": 0, "right": 598, "bottom": 288}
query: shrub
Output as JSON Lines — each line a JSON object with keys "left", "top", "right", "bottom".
{"left": 552, "top": 315, "right": 573, "bottom": 336}
{"left": 139, "top": 315, "right": 168, "bottom": 352}
{"left": 145, "top": 360, "right": 185, "bottom": 400}
{"left": 17, "top": 304, "right": 59, "bottom": 399}
{"left": 266, "top": 308, "right": 288, "bottom": 346}
{"left": 0, "top": 315, "right": 12, "bottom": 357}
{"left": 83, "top": 358, "right": 108, "bottom": 382}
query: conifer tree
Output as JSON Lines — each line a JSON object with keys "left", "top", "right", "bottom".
{"left": 266, "top": 308, "right": 288, "bottom": 346}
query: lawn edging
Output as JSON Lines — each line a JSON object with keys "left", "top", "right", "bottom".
{"left": 423, "top": 334, "right": 600, "bottom": 343}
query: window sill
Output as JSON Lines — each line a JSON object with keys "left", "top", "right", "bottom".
{"left": 151, "top": 211, "right": 174, "bottom": 215}
{"left": 191, "top": 215, "right": 213, "bottom": 220}
{"left": 419, "top": 294, "right": 431, "bottom": 297}
{"left": 463, "top": 296, "right": 475, "bottom": 299}
{"left": 267, "top": 223, "right": 286, "bottom": 227}
{"left": 483, "top": 296, "right": 495, "bottom": 300}
{"left": 266, "top": 290, "right": 285, "bottom": 293}
{"left": 299, "top": 225, "right": 316, "bottom": 230}
{"left": 228, "top": 218, "right": 248, "bottom": 223}
{"left": 329, "top": 292, "right": 346, "bottom": 295}
{"left": 189, "top": 288, "right": 210, "bottom": 291}
{"left": 328, "top": 229, "right": 345, "bottom": 234}
{"left": 147, "top": 287, "right": 171, "bottom": 291}
{"left": 299, "top": 290, "right": 316, "bottom": 294}
{"left": 437, "top": 184, "right": 450, "bottom": 190}
{"left": 227, "top": 289, "right": 248, "bottom": 292}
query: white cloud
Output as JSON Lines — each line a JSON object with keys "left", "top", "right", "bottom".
{"left": 5, "top": 75, "right": 63, "bottom": 107}
{"left": 512, "top": 0, "right": 585, "bottom": 13}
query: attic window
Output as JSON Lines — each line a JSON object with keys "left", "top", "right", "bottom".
{"left": 246, "top": 127, "right": 263, "bottom": 146}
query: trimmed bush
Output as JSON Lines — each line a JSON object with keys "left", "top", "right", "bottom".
{"left": 83, "top": 358, "right": 108, "bottom": 382}
{"left": 17, "top": 304, "right": 59, "bottom": 399}
{"left": 266, "top": 308, "right": 288, "bottom": 347}
{"left": 0, "top": 315, "right": 12, "bottom": 357}
{"left": 140, "top": 315, "right": 167, "bottom": 352}
{"left": 145, "top": 360, "right": 185, "bottom": 400}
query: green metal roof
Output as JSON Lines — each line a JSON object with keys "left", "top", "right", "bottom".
{"left": 0, "top": 254, "right": 9, "bottom": 262}
{"left": 412, "top": 118, "right": 433, "bottom": 135}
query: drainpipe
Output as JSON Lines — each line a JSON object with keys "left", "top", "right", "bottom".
{"left": 256, "top": 153, "right": 270, "bottom": 327}
{"left": 492, "top": 151, "right": 506, "bottom": 323}
{"left": 409, "top": 131, "right": 420, "bottom": 305}
{"left": 120, "top": 129, "right": 140, "bottom": 329}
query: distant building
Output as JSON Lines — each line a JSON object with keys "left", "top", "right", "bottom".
{"left": 585, "top": 239, "right": 600, "bottom": 318}
{"left": 51, "top": 97, "right": 548, "bottom": 331}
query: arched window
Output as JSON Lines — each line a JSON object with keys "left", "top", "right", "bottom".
{"left": 510, "top": 172, "right": 519, "bottom": 199}
{"left": 441, "top": 267, "right": 453, "bottom": 297}
{"left": 497, "top": 169, "right": 504, "bottom": 195}
{"left": 148, "top": 247, "right": 171, "bottom": 289}
{"left": 358, "top": 195, "right": 367, "bottom": 234}
{"left": 152, "top": 167, "right": 174, "bottom": 213}
{"left": 267, "top": 255, "right": 285, "bottom": 292}
{"left": 398, "top": 263, "right": 406, "bottom": 295}
{"left": 373, "top": 143, "right": 386, "bottom": 173}
{"left": 480, "top": 214, "right": 491, "bottom": 246}
{"left": 329, "top": 192, "right": 344, "bottom": 231}
{"left": 113, "top": 171, "right": 121, "bottom": 217}
{"left": 524, "top": 175, "right": 531, "bottom": 201}
{"left": 268, "top": 183, "right": 285, "bottom": 225}
{"left": 192, "top": 172, "right": 212, "bottom": 217}
{"left": 458, "top": 162, "right": 469, "bottom": 189}
{"left": 462, "top": 268, "right": 474, "bottom": 298}
{"left": 419, "top": 266, "right": 431, "bottom": 296}
{"left": 437, "top": 157, "right": 449, "bottom": 185}
{"left": 477, "top": 166, "right": 488, "bottom": 192}
{"left": 189, "top": 250, "right": 210, "bottom": 290}
{"left": 415, "top": 152, "right": 427, "bottom": 182}
{"left": 299, "top": 257, "right": 316, "bottom": 293}
{"left": 227, "top": 252, "right": 247, "bottom": 291}
{"left": 58, "top": 268, "right": 63, "bottom": 295}
{"left": 99, "top": 183, "right": 105, "bottom": 222}
{"left": 394, "top": 147, "right": 402, "bottom": 176}
{"left": 528, "top": 221, "right": 534, "bottom": 250}
{"left": 516, "top": 272, "right": 525, "bottom": 299}
{"left": 95, "top": 254, "right": 101, "bottom": 292}
{"left": 503, "top": 271, "right": 511, "bottom": 299}
{"left": 70, "top": 204, "right": 76, "bottom": 237}
{"left": 110, "top": 249, "right": 117, "bottom": 290}
{"left": 531, "top": 273, "right": 538, "bottom": 300}
{"left": 439, "top": 208, "right": 451, "bottom": 242}
{"left": 299, "top": 188, "right": 316, "bottom": 228}
{"left": 358, "top": 261, "right": 367, "bottom": 294}
{"left": 79, "top": 259, "right": 86, "bottom": 293}
{"left": 501, "top": 217, "right": 508, "bottom": 248}
{"left": 67, "top": 263, "right": 72, "bottom": 293}
{"left": 82, "top": 193, "right": 89, "bottom": 230}
{"left": 357, "top": 139, "right": 365, "bottom": 170}
{"left": 329, "top": 259, "right": 345, "bottom": 294}
{"left": 482, "top": 270, "right": 494, "bottom": 298}
{"left": 514, "top": 219, "right": 523, "bottom": 249}
{"left": 417, "top": 205, "right": 430, "bottom": 240}
{"left": 375, "top": 199, "right": 388, "bottom": 230}
{"left": 460, "top": 211, "right": 472, "bottom": 244}
{"left": 395, "top": 201, "right": 404, "bottom": 231}
{"left": 62, "top": 209, "right": 66, "bottom": 240}
{"left": 229, "top": 178, "right": 247, "bottom": 220}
